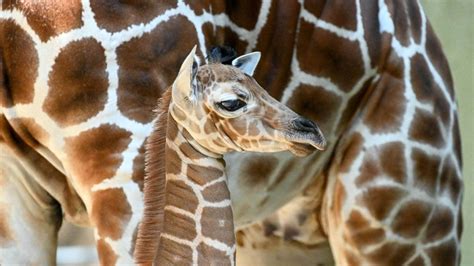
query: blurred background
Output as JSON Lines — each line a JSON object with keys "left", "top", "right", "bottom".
{"left": 57, "top": 0, "right": 474, "bottom": 265}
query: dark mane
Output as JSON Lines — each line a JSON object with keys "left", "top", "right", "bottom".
{"left": 207, "top": 46, "right": 237, "bottom": 65}
{"left": 134, "top": 88, "right": 172, "bottom": 264}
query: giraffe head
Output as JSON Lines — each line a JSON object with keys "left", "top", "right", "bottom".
{"left": 170, "top": 46, "right": 326, "bottom": 156}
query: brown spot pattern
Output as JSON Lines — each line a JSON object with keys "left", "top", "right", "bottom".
{"left": 131, "top": 140, "right": 146, "bottom": 191}
{"left": 425, "top": 23, "right": 454, "bottom": 99}
{"left": 287, "top": 85, "right": 341, "bottom": 133}
{"left": 64, "top": 124, "right": 132, "bottom": 188}
{"left": 411, "top": 54, "right": 451, "bottom": 125}
{"left": 90, "top": 0, "right": 177, "bottom": 32}
{"left": 380, "top": 142, "right": 407, "bottom": 183}
{"left": 9, "top": 118, "right": 49, "bottom": 148}
{"left": 116, "top": 16, "right": 199, "bottom": 124}
{"left": 297, "top": 20, "right": 364, "bottom": 92}
{"left": 44, "top": 38, "right": 108, "bottom": 126}
{"left": 163, "top": 209, "right": 197, "bottom": 241}
{"left": 202, "top": 180, "right": 229, "bottom": 203}
{"left": 425, "top": 239, "right": 457, "bottom": 266}
{"left": 0, "top": 20, "right": 38, "bottom": 107}
{"left": 201, "top": 206, "right": 234, "bottom": 247}
{"left": 339, "top": 133, "right": 364, "bottom": 173}
{"left": 0, "top": 208, "right": 13, "bottom": 243}
{"left": 367, "top": 242, "right": 415, "bottom": 265}
{"left": 359, "top": 186, "right": 407, "bottom": 220}
{"left": 157, "top": 237, "right": 193, "bottom": 265}
{"left": 364, "top": 73, "right": 406, "bottom": 133}
{"left": 166, "top": 180, "right": 198, "bottom": 213}
{"left": 179, "top": 142, "right": 205, "bottom": 160}
{"left": 252, "top": 0, "right": 300, "bottom": 99}
{"left": 96, "top": 238, "right": 118, "bottom": 265}
{"left": 91, "top": 188, "right": 132, "bottom": 240}
{"left": 197, "top": 243, "right": 231, "bottom": 266}
{"left": 439, "top": 158, "right": 462, "bottom": 204}
{"left": 423, "top": 205, "right": 454, "bottom": 243}
{"left": 5, "top": 0, "right": 83, "bottom": 42}
{"left": 305, "top": 0, "right": 357, "bottom": 31}
{"left": 186, "top": 164, "right": 223, "bottom": 186}
{"left": 412, "top": 148, "right": 441, "bottom": 196}
{"left": 409, "top": 108, "right": 445, "bottom": 148}
{"left": 391, "top": 200, "right": 432, "bottom": 238}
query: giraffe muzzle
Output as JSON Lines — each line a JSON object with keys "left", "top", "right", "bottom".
{"left": 286, "top": 117, "right": 326, "bottom": 155}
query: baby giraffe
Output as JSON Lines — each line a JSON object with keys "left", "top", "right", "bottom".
{"left": 135, "top": 46, "right": 326, "bottom": 265}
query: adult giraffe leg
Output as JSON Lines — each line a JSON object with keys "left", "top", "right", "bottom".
{"left": 0, "top": 142, "right": 62, "bottom": 264}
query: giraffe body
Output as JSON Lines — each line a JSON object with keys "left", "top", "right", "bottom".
{"left": 0, "top": 0, "right": 462, "bottom": 265}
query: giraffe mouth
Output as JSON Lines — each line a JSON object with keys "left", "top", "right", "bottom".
{"left": 285, "top": 117, "right": 326, "bottom": 156}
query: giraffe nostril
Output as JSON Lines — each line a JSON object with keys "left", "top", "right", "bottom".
{"left": 293, "top": 117, "right": 318, "bottom": 133}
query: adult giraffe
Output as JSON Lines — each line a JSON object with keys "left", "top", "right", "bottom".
{"left": 0, "top": 0, "right": 462, "bottom": 265}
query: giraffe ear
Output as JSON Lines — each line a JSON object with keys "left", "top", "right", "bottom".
{"left": 173, "top": 45, "right": 198, "bottom": 107}
{"left": 231, "top": 51, "right": 261, "bottom": 76}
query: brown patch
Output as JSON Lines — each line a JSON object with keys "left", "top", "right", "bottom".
{"left": 359, "top": 186, "right": 407, "bottom": 220}
{"left": 202, "top": 180, "right": 229, "bottom": 203}
{"left": 380, "top": 142, "right": 407, "bottom": 183}
{"left": 339, "top": 133, "right": 364, "bottom": 174}
{"left": 390, "top": 1, "right": 410, "bottom": 46}
{"left": 352, "top": 227, "right": 385, "bottom": 248}
{"left": 304, "top": 0, "right": 357, "bottom": 31}
{"left": 346, "top": 210, "right": 369, "bottom": 230}
{"left": 425, "top": 239, "right": 458, "bottom": 266}
{"left": 165, "top": 148, "right": 181, "bottom": 176}
{"left": 287, "top": 85, "right": 342, "bottom": 133}
{"left": 116, "top": 15, "right": 199, "bottom": 124}
{"left": 241, "top": 155, "right": 278, "bottom": 186}
{"left": 439, "top": 158, "right": 462, "bottom": 204}
{"left": 252, "top": 0, "right": 300, "bottom": 99}
{"left": 225, "top": 1, "right": 262, "bottom": 30}
{"left": 407, "top": 0, "right": 422, "bottom": 44}
{"left": 451, "top": 116, "right": 462, "bottom": 166}
{"left": 367, "top": 242, "right": 415, "bottom": 264}
{"left": 156, "top": 237, "right": 193, "bottom": 265}
{"left": 363, "top": 72, "right": 406, "bottom": 133}
{"left": 409, "top": 108, "right": 445, "bottom": 148}
{"left": 197, "top": 242, "right": 231, "bottom": 266}
{"left": 0, "top": 20, "right": 38, "bottom": 107}
{"left": 297, "top": 20, "right": 364, "bottom": 92}
{"left": 202, "top": 23, "right": 249, "bottom": 56}
{"left": 360, "top": 0, "right": 389, "bottom": 68}
{"left": 186, "top": 164, "right": 223, "bottom": 186}
{"left": 391, "top": 200, "right": 432, "bottom": 238}
{"left": 422, "top": 205, "right": 454, "bottom": 243}
{"left": 44, "top": 38, "right": 108, "bottom": 126}
{"left": 91, "top": 188, "right": 132, "bottom": 240}
{"left": 162, "top": 208, "right": 197, "bottom": 241}
{"left": 412, "top": 148, "right": 441, "bottom": 196}
{"left": 179, "top": 142, "right": 205, "bottom": 160}
{"left": 201, "top": 206, "right": 235, "bottom": 247}
{"left": 96, "top": 238, "right": 118, "bottom": 265}
{"left": 356, "top": 156, "right": 381, "bottom": 187}
{"left": 425, "top": 23, "right": 454, "bottom": 99}
{"left": 90, "top": 0, "right": 177, "bottom": 32}
{"left": 131, "top": 140, "right": 146, "bottom": 191}
{"left": 166, "top": 180, "right": 199, "bottom": 213}
{"left": 64, "top": 124, "right": 132, "bottom": 188}
{"left": 5, "top": 1, "right": 82, "bottom": 42}
{"left": 411, "top": 54, "right": 451, "bottom": 125}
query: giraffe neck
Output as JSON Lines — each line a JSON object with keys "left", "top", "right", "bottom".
{"left": 136, "top": 89, "right": 235, "bottom": 265}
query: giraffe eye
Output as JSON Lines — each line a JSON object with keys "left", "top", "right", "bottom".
{"left": 217, "top": 99, "right": 246, "bottom": 112}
